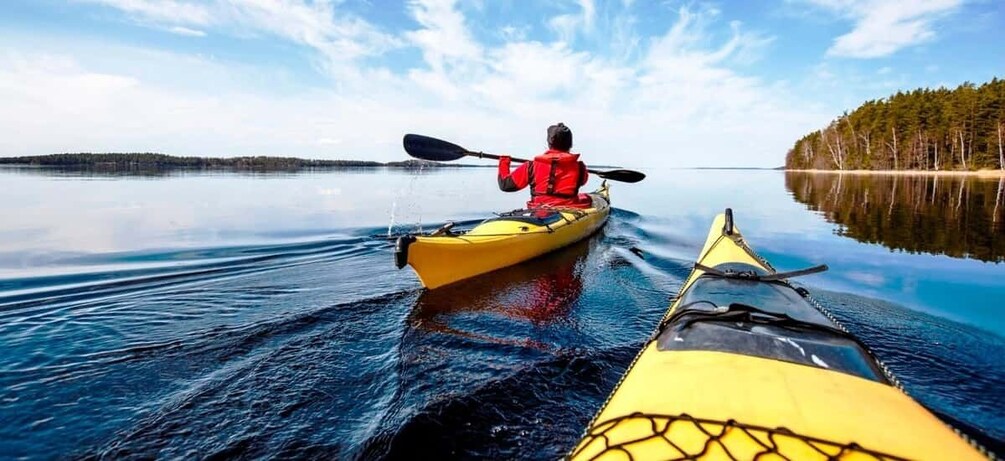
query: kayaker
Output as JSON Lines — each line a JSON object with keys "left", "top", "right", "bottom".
{"left": 497, "top": 123, "right": 593, "bottom": 209}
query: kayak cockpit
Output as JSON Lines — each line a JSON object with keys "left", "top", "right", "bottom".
{"left": 656, "top": 262, "right": 888, "bottom": 382}
{"left": 485, "top": 209, "right": 568, "bottom": 226}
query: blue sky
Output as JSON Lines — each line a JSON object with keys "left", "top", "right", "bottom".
{"left": 1, "top": 0, "right": 1002, "bottom": 167}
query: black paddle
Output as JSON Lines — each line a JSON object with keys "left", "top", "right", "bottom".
{"left": 402, "top": 133, "right": 646, "bottom": 183}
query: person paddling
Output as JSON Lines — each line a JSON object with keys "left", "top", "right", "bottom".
{"left": 497, "top": 123, "right": 593, "bottom": 209}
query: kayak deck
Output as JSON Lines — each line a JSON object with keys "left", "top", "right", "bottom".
{"left": 396, "top": 182, "right": 610, "bottom": 289}
{"left": 571, "top": 209, "right": 989, "bottom": 460}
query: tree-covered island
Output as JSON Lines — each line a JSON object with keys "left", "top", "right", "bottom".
{"left": 786, "top": 78, "right": 1005, "bottom": 171}
{"left": 0, "top": 153, "right": 475, "bottom": 171}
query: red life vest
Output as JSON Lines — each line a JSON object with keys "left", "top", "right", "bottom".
{"left": 497, "top": 149, "right": 592, "bottom": 208}
{"left": 529, "top": 150, "right": 586, "bottom": 199}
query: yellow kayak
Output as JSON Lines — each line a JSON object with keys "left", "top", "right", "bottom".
{"left": 571, "top": 209, "right": 990, "bottom": 460}
{"left": 395, "top": 181, "right": 610, "bottom": 289}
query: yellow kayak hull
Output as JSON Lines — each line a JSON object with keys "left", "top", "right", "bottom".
{"left": 397, "top": 183, "right": 610, "bottom": 290}
{"left": 571, "top": 211, "right": 988, "bottom": 460}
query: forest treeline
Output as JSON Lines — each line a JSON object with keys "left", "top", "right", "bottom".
{"left": 786, "top": 78, "right": 1005, "bottom": 171}
{"left": 0, "top": 153, "right": 457, "bottom": 170}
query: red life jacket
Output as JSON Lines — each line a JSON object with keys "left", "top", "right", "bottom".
{"left": 497, "top": 149, "right": 592, "bottom": 208}
{"left": 529, "top": 150, "right": 586, "bottom": 201}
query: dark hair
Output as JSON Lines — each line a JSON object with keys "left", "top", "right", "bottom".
{"left": 547, "top": 123, "right": 573, "bottom": 151}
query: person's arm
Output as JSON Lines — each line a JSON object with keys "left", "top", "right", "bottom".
{"left": 498, "top": 156, "right": 530, "bottom": 192}
{"left": 578, "top": 161, "right": 589, "bottom": 186}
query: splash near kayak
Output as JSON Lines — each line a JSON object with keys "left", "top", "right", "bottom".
{"left": 395, "top": 182, "right": 611, "bottom": 289}
{"left": 570, "top": 209, "right": 991, "bottom": 460}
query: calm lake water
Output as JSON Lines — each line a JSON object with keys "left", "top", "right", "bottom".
{"left": 0, "top": 166, "right": 1002, "bottom": 458}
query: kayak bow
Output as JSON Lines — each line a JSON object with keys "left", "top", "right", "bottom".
{"left": 570, "top": 209, "right": 990, "bottom": 460}
{"left": 395, "top": 182, "right": 611, "bottom": 290}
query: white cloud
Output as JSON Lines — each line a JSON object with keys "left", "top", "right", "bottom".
{"left": 166, "top": 25, "right": 206, "bottom": 37}
{"left": 83, "top": 0, "right": 213, "bottom": 25}
{"left": 846, "top": 270, "right": 885, "bottom": 287}
{"left": 0, "top": 49, "right": 353, "bottom": 156}
{"left": 224, "top": 1, "right": 402, "bottom": 62}
{"left": 84, "top": 0, "right": 402, "bottom": 77}
{"left": 403, "top": 0, "right": 488, "bottom": 102}
{"left": 805, "top": 0, "right": 964, "bottom": 58}
{"left": 1, "top": 2, "right": 830, "bottom": 167}
{"left": 406, "top": 0, "right": 483, "bottom": 70}
{"left": 549, "top": 0, "right": 597, "bottom": 44}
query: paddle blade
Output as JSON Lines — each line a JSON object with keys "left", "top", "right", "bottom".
{"left": 595, "top": 169, "right": 646, "bottom": 183}
{"left": 403, "top": 134, "right": 469, "bottom": 162}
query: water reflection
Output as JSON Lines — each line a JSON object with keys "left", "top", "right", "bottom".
{"left": 351, "top": 237, "right": 604, "bottom": 458}
{"left": 786, "top": 172, "right": 1005, "bottom": 262}
{"left": 0, "top": 167, "right": 509, "bottom": 279}
{"left": 408, "top": 235, "right": 596, "bottom": 348}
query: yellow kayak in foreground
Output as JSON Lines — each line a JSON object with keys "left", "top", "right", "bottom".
{"left": 571, "top": 209, "right": 991, "bottom": 461}
{"left": 395, "top": 182, "right": 610, "bottom": 289}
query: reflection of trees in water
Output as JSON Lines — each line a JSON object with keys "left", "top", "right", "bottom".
{"left": 786, "top": 172, "right": 1005, "bottom": 262}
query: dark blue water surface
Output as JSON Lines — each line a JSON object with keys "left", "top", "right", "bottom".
{"left": 0, "top": 167, "right": 1002, "bottom": 459}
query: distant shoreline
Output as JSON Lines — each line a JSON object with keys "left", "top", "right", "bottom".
{"left": 0, "top": 153, "right": 489, "bottom": 170}
{"left": 787, "top": 169, "right": 1005, "bottom": 178}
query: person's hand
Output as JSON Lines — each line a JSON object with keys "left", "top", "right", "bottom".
{"left": 498, "top": 155, "right": 512, "bottom": 170}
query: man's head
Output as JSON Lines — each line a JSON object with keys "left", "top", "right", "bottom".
{"left": 547, "top": 123, "right": 573, "bottom": 151}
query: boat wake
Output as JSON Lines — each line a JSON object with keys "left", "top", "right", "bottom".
{"left": 0, "top": 212, "right": 1001, "bottom": 459}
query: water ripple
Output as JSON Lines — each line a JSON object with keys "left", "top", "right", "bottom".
{"left": 0, "top": 213, "right": 1001, "bottom": 459}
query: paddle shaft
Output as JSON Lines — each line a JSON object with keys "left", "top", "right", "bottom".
{"left": 401, "top": 134, "right": 645, "bottom": 183}
{"left": 464, "top": 150, "right": 607, "bottom": 176}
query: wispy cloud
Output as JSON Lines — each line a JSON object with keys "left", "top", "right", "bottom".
{"left": 84, "top": 0, "right": 402, "bottom": 75}
{"left": 83, "top": 0, "right": 212, "bottom": 25}
{"left": 166, "top": 25, "right": 205, "bottom": 37}
{"left": 846, "top": 270, "right": 886, "bottom": 287}
{"left": 227, "top": 1, "right": 402, "bottom": 61}
{"left": 549, "top": 0, "right": 597, "bottom": 44}
{"left": 406, "top": 0, "right": 483, "bottom": 71}
{"left": 805, "top": 0, "right": 964, "bottom": 58}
